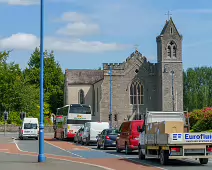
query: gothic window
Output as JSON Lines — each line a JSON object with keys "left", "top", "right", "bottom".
{"left": 92, "top": 89, "right": 95, "bottom": 116}
{"left": 173, "top": 45, "right": 176, "bottom": 58}
{"left": 97, "top": 88, "right": 99, "bottom": 112}
{"left": 79, "top": 89, "right": 85, "bottom": 104}
{"left": 129, "top": 81, "right": 144, "bottom": 105}
{"left": 167, "top": 41, "right": 177, "bottom": 58}
{"left": 167, "top": 46, "right": 171, "bottom": 58}
{"left": 170, "top": 27, "right": 173, "bottom": 34}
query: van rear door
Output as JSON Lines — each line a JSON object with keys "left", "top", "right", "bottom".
{"left": 23, "top": 123, "right": 38, "bottom": 135}
{"left": 130, "top": 121, "right": 144, "bottom": 146}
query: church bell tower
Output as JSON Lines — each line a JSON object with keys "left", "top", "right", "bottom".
{"left": 156, "top": 17, "right": 183, "bottom": 112}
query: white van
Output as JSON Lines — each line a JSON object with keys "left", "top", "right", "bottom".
{"left": 19, "top": 118, "right": 39, "bottom": 140}
{"left": 82, "top": 122, "right": 109, "bottom": 145}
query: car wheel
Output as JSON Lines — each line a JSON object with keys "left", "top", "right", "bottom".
{"left": 102, "top": 141, "right": 107, "bottom": 150}
{"left": 97, "top": 141, "right": 101, "bottom": 149}
{"left": 125, "top": 144, "right": 129, "bottom": 155}
{"left": 138, "top": 146, "right": 145, "bottom": 160}
{"left": 116, "top": 143, "right": 121, "bottom": 153}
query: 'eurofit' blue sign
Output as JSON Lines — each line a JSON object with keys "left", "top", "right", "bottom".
{"left": 184, "top": 133, "right": 212, "bottom": 142}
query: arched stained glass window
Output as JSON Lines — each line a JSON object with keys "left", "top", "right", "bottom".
{"left": 79, "top": 89, "right": 85, "bottom": 104}
{"left": 129, "top": 81, "right": 144, "bottom": 105}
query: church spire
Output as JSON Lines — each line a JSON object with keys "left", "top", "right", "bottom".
{"left": 160, "top": 16, "right": 181, "bottom": 38}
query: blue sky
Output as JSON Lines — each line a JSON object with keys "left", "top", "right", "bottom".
{"left": 0, "top": 0, "right": 212, "bottom": 71}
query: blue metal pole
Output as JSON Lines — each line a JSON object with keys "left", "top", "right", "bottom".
{"left": 109, "top": 66, "right": 112, "bottom": 129}
{"left": 171, "top": 70, "right": 175, "bottom": 111}
{"left": 38, "top": 0, "right": 46, "bottom": 162}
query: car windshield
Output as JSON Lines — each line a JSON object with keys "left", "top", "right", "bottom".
{"left": 107, "top": 129, "right": 119, "bottom": 135}
{"left": 24, "top": 123, "right": 37, "bottom": 129}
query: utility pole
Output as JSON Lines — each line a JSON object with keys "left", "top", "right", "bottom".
{"left": 109, "top": 66, "right": 113, "bottom": 129}
{"left": 137, "top": 88, "right": 139, "bottom": 120}
{"left": 171, "top": 70, "right": 175, "bottom": 111}
{"left": 38, "top": 0, "right": 46, "bottom": 163}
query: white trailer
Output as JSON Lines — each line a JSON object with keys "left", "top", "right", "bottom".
{"left": 138, "top": 111, "right": 212, "bottom": 165}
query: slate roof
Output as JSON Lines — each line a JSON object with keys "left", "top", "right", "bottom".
{"left": 65, "top": 69, "right": 104, "bottom": 85}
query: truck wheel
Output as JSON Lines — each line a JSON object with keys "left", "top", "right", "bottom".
{"left": 160, "top": 150, "right": 169, "bottom": 165}
{"left": 138, "top": 147, "right": 145, "bottom": 160}
{"left": 199, "top": 158, "right": 208, "bottom": 164}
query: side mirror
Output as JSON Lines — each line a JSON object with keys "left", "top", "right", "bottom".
{"left": 96, "top": 136, "right": 98, "bottom": 139}
{"left": 137, "top": 126, "right": 143, "bottom": 132}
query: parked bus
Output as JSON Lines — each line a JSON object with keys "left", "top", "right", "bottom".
{"left": 53, "top": 104, "right": 92, "bottom": 140}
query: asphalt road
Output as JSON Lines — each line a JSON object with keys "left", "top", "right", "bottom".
{"left": 0, "top": 152, "right": 105, "bottom": 170}
{"left": 14, "top": 138, "right": 212, "bottom": 170}
{"left": 70, "top": 142, "right": 212, "bottom": 170}
{"left": 14, "top": 139, "right": 82, "bottom": 158}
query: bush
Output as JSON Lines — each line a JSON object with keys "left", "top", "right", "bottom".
{"left": 189, "top": 107, "right": 212, "bottom": 132}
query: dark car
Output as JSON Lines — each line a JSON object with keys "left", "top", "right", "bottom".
{"left": 96, "top": 129, "right": 119, "bottom": 149}
{"left": 74, "top": 126, "right": 84, "bottom": 143}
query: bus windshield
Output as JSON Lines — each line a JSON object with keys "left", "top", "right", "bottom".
{"left": 69, "top": 106, "right": 91, "bottom": 114}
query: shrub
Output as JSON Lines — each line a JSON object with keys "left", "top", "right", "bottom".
{"left": 189, "top": 107, "right": 212, "bottom": 132}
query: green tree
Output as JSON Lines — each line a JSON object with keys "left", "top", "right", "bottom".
{"left": 24, "top": 47, "right": 64, "bottom": 113}
{"left": 184, "top": 67, "right": 212, "bottom": 111}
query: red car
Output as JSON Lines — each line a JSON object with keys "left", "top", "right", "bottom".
{"left": 116, "top": 120, "right": 144, "bottom": 154}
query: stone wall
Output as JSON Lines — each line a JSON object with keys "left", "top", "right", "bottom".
{"left": 0, "top": 125, "right": 54, "bottom": 133}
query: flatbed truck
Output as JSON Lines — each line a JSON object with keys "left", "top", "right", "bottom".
{"left": 137, "top": 111, "right": 212, "bottom": 165}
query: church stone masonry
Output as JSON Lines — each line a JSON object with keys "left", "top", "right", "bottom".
{"left": 64, "top": 17, "right": 183, "bottom": 126}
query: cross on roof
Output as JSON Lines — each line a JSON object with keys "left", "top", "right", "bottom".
{"left": 165, "top": 11, "right": 172, "bottom": 20}
{"left": 134, "top": 44, "right": 139, "bottom": 51}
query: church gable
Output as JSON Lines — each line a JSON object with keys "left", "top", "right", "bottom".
{"left": 160, "top": 17, "right": 182, "bottom": 39}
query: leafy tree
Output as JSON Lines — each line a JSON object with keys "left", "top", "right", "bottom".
{"left": 24, "top": 47, "right": 64, "bottom": 114}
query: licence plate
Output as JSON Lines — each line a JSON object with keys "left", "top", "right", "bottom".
{"left": 135, "top": 138, "right": 139, "bottom": 140}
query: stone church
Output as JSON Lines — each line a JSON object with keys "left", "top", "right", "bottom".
{"left": 64, "top": 17, "right": 183, "bottom": 126}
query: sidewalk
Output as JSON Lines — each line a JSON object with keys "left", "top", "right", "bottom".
{"left": 0, "top": 152, "right": 108, "bottom": 170}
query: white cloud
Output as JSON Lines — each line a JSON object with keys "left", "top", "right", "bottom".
{"left": 0, "top": 33, "right": 128, "bottom": 53}
{"left": 56, "top": 12, "right": 100, "bottom": 37}
{"left": 56, "top": 22, "right": 100, "bottom": 36}
{"left": 59, "top": 12, "right": 89, "bottom": 22}
{"left": 0, "top": 0, "right": 39, "bottom": 5}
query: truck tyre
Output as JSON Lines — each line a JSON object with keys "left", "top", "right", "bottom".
{"left": 138, "top": 146, "right": 145, "bottom": 160}
{"left": 160, "top": 150, "right": 169, "bottom": 165}
{"left": 199, "top": 158, "right": 208, "bottom": 164}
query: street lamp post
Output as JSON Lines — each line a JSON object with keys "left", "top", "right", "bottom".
{"left": 171, "top": 70, "right": 175, "bottom": 111}
{"left": 38, "top": 0, "right": 46, "bottom": 162}
{"left": 109, "top": 66, "right": 112, "bottom": 129}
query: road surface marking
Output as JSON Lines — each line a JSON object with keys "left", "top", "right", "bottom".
{"left": 13, "top": 139, "right": 84, "bottom": 159}
{"left": 44, "top": 140, "right": 84, "bottom": 159}
{"left": 1, "top": 150, "right": 115, "bottom": 170}
{"left": 78, "top": 145, "right": 167, "bottom": 170}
